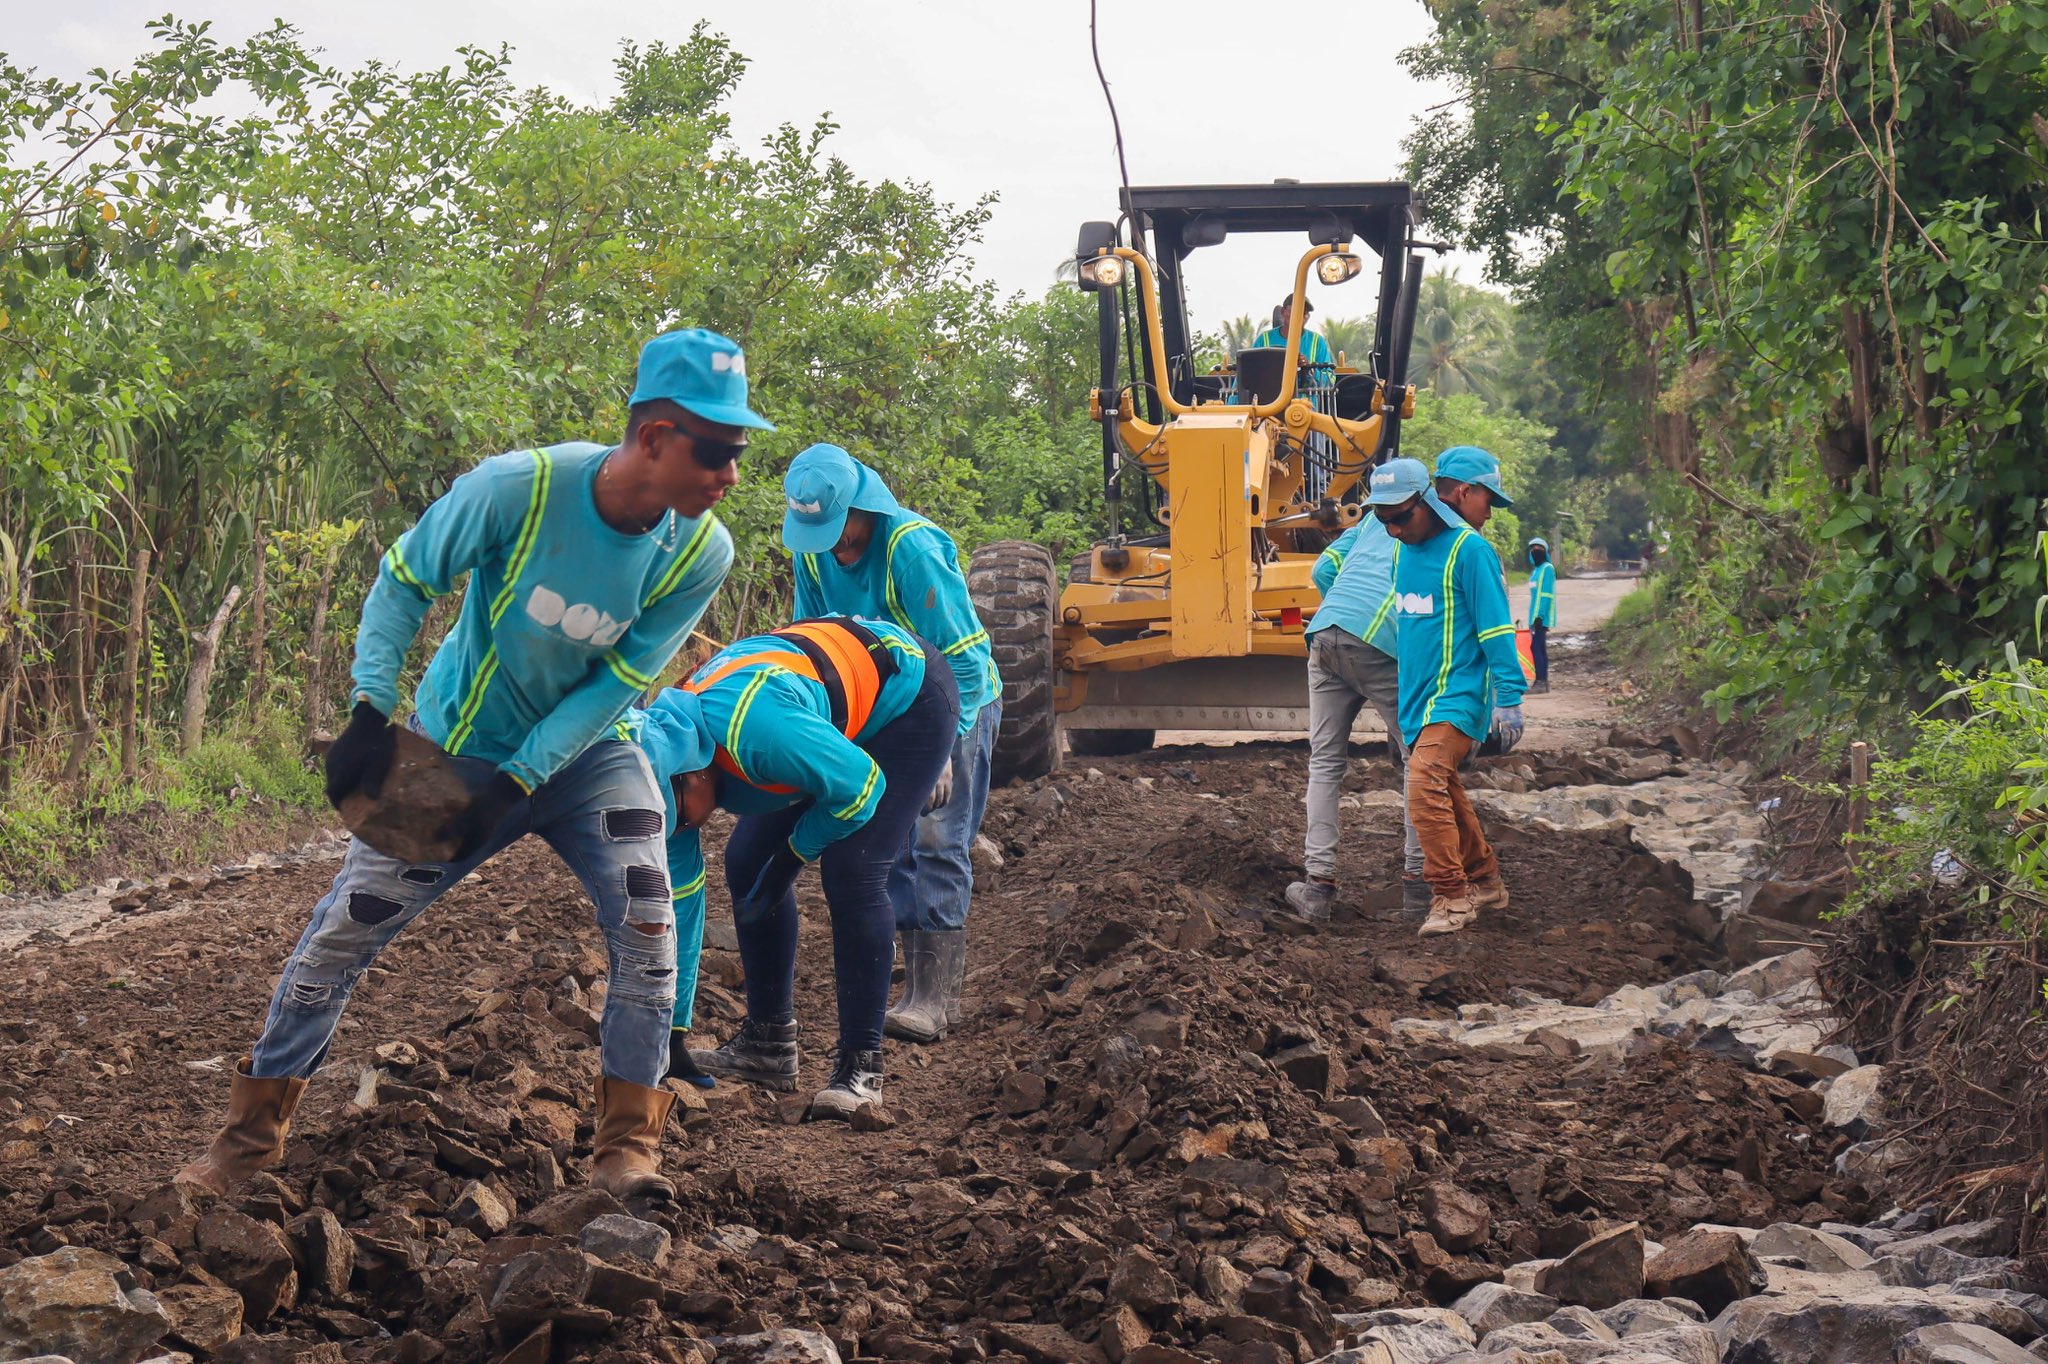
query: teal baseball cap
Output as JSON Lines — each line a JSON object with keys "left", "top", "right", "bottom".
{"left": 782, "top": 444, "right": 905, "bottom": 554}
{"left": 629, "top": 328, "right": 775, "bottom": 432}
{"left": 1433, "top": 445, "right": 1514, "bottom": 507}
{"left": 1363, "top": 457, "right": 1431, "bottom": 505}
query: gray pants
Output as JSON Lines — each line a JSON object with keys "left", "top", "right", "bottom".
{"left": 1304, "top": 627, "right": 1424, "bottom": 882}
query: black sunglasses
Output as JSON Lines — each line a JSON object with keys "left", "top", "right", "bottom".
{"left": 648, "top": 421, "right": 748, "bottom": 470}
{"left": 1373, "top": 497, "right": 1422, "bottom": 527}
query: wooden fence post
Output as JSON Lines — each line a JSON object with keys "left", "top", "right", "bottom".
{"left": 121, "top": 545, "right": 152, "bottom": 781}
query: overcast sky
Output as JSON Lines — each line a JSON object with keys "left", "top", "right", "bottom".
{"left": 14, "top": 1, "right": 1475, "bottom": 330}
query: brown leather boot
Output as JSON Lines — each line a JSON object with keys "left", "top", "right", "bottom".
{"left": 591, "top": 1076, "right": 676, "bottom": 1202}
{"left": 1469, "top": 871, "right": 1511, "bottom": 911}
{"left": 175, "top": 1058, "right": 308, "bottom": 1195}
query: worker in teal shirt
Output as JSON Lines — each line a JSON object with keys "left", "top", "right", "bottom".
{"left": 1251, "top": 292, "right": 1337, "bottom": 387}
{"left": 179, "top": 328, "right": 768, "bottom": 1206}
{"left": 782, "top": 444, "right": 999, "bottom": 1047}
{"left": 666, "top": 617, "right": 959, "bottom": 1123}
{"left": 1526, "top": 537, "right": 1557, "bottom": 694}
{"left": 1368, "top": 450, "right": 1527, "bottom": 939}
{"left": 1285, "top": 511, "right": 1428, "bottom": 920}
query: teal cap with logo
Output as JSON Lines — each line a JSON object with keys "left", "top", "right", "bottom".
{"left": 629, "top": 328, "right": 775, "bottom": 431}
{"left": 781, "top": 444, "right": 905, "bottom": 554}
{"left": 1433, "top": 445, "right": 1514, "bottom": 507}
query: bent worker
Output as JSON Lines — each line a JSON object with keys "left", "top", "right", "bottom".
{"left": 175, "top": 328, "right": 766, "bottom": 1201}
{"left": 1526, "top": 537, "right": 1557, "bottom": 694}
{"left": 780, "top": 444, "right": 998, "bottom": 1045}
{"left": 1285, "top": 510, "right": 1429, "bottom": 921}
{"left": 624, "top": 688, "right": 719, "bottom": 1089}
{"left": 680, "top": 616, "right": 959, "bottom": 1120}
{"left": 1368, "top": 451, "right": 1527, "bottom": 938}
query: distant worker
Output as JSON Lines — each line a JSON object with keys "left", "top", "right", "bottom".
{"left": 679, "top": 617, "right": 959, "bottom": 1121}
{"left": 1526, "top": 537, "right": 1557, "bottom": 694}
{"left": 780, "top": 444, "right": 1000, "bottom": 1046}
{"left": 1368, "top": 450, "right": 1527, "bottom": 938}
{"left": 176, "top": 328, "right": 766, "bottom": 1202}
{"left": 1284, "top": 510, "right": 1428, "bottom": 922}
{"left": 1251, "top": 293, "right": 1336, "bottom": 389}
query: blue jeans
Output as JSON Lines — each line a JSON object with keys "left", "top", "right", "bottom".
{"left": 250, "top": 737, "right": 677, "bottom": 1087}
{"left": 725, "top": 643, "right": 960, "bottom": 1052}
{"left": 1531, "top": 623, "right": 1549, "bottom": 682}
{"left": 886, "top": 694, "right": 1000, "bottom": 932}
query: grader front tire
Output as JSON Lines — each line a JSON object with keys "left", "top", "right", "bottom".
{"left": 968, "top": 540, "right": 1061, "bottom": 784}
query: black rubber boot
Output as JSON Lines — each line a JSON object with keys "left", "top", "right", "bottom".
{"left": 689, "top": 1018, "right": 800, "bottom": 1092}
{"left": 665, "top": 1029, "right": 716, "bottom": 1089}
{"left": 808, "top": 1048, "right": 884, "bottom": 1122}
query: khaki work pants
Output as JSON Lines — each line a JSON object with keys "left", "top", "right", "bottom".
{"left": 1406, "top": 723, "right": 1500, "bottom": 898}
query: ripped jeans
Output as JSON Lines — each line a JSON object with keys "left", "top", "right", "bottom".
{"left": 249, "top": 737, "right": 677, "bottom": 1087}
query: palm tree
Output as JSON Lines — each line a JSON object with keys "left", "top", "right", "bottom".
{"left": 1219, "top": 315, "right": 1263, "bottom": 356}
{"left": 1410, "top": 269, "right": 1512, "bottom": 401}
{"left": 1319, "top": 315, "right": 1376, "bottom": 369}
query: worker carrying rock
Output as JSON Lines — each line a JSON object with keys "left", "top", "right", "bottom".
{"left": 779, "top": 445, "right": 999, "bottom": 1045}
{"left": 175, "top": 327, "right": 767, "bottom": 1202}
{"left": 1526, "top": 536, "right": 1557, "bottom": 694}
{"left": 666, "top": 616, "right": 960, "bottom": 1120}
{"left": 1285, "top": 505, "right": 1429, "bottom": 921}
{"left": 1367, "top": 450, "right": 1528, "bottom": 938}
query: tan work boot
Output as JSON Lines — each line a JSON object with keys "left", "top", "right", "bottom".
{"left": 1469, "top": 872, "right": 1510, "bottom": 911}
{"left": 174, "top": 1058, "right": 308, "bottom": 1196}
{"left": 1419, "top": 894, "right": 1479, "bottom": 938}
{"left": 590, "top": 1076, "right": 676, "bottom": 1202}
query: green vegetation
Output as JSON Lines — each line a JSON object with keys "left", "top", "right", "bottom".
{"left": 1404, "top": 0, "right": 2048, "bottom": 737}
{"left": 0, "top": 20, "right": 1103, "bottom": 885}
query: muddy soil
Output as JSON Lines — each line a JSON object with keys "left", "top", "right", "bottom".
{"left": 0, "top": 712, "right": 1879, "bottom": 1363}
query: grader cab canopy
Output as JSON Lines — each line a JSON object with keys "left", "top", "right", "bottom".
{"left": 968, "top": 181, "right": 1430, "bottom": 781}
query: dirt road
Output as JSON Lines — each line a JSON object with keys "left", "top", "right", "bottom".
{"left": 0, "top": 622, "right": 1888, "bottom": 1363}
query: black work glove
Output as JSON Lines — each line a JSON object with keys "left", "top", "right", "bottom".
{"left": 734, "top": 841, "right": 806, "bottom": 922}
{"left": 324, "top": 700, "right": 397, "bottom": 809}
{"left": 435, "top": 771, "right": 528, "bottom": 862}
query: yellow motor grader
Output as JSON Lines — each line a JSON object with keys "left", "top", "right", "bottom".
{"left": 970, "top": 182, "right": 1427, "bottom": 780}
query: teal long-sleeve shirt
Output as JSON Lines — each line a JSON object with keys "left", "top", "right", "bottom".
{"left": 685, "top": 620, "right": 926, "bottom": 861}
{"left": 1528, "top": 561, "right": 1558, "bottom": 628}
{"left": 1307, "top": 519, "right": 1400, "bottom": 658}
{"left": 1250, "top": 326, "right": 1336, "bottom": 383}
{"left": 792, "top": 510, "right": 995, "bottom": 736}
{"left": 1390, "top": 521, "right": 1527, "bottom": 745}
{"left": 351, "top": 444, "right": 732, "bottom": 792}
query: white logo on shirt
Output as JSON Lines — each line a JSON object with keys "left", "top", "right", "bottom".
{"left": 1397, "top": 592, "right": 1437, "bottom": 616}
{"left": 711, "top": 351, "right": 745, "bottom": 375}
{"left": 525, "top": 585, "right": 631, "bottom": 647}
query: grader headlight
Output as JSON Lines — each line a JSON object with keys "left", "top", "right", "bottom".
{"left": 1079, "top": 254, "right": 1126, "bottom": 289}
{"left": 1316, "top": 251, "right": 1363, "bottom": 286}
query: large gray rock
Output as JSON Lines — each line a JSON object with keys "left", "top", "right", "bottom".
{"left": 1616, "top": 1323, "right": 1718, "bottom": 1363}
{"left": 1452, "top": 1282, "right": 1559, "bottom": 1336}
{"left": 1877, "top": 1245, "right": 2023, "bottom": 1291}
{"left": 1541, "top": 1306, "right": 1618, "bottom": 1341}
{"left": 1595, "top": 1299, "right": 1706, "bottom": 1336}
{"left": 1952, "top": 1288, "right": 2048, "bottom": 1333}
{"left": 1749, "top": 1223, "right": 1875, "bottom": 1274}
{"left": 1536, "top": 1224, "right": 1646, "bottom": 1310}
{"left": 578, "top": 1213, "right": 672, "bottom": 1268}
{"left": 1822, "top": 1065, "right": 1885, "bottom": 1134}
{"left": 1897, "top": 1322, "right": 2041, "bottom": 1364}
{"left": 0, "top": 1247, "right": 172, "bottom": 1364}
{"left": 712, "top": 1328, "right": 846, "bottom": 1364}
{"left": 1816, "top": 1222, "right": 1898, "bottom": 1254}
{"left": 1715, "top": 1286, "right": 2038, "bottom": 1363}
{"left": 1879, "top": 1221, "right": 2019, "bottom": 1262}
{"left": 1723, "top": 950, "right": 1818, "bottom": 999}
{"left": 1838, "top": 1136, "right": 1918, "bottom": 1187}
{"left": 1346, "top": 1306, "right": 1476, "bottom": 1362}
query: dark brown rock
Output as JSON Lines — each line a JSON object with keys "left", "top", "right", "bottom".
{"left": 1534, "top": 1221, "right": 1645, "bottom": 1309}
{"left": 1645, "top": 1228, "right": 1766, "bottom": 1317}
{"left": 159, "top": 1281, "right": 245, "bottom": 1351}
{"left": 1420, "top": 1182, "right": 1492, "bottom": 1252}
{"left": 489, "top": 1247, "right": 594, "bottom": 1334}
{"left": 990, "top": 1320, "right": 1109, "bottom": 1364}
{"left": 196, "top": 1208, "right": 300, "bottom": 1321}
{"left": 1108, "top": 1245, "right": 1181, "bottom": 1315}
{"left": 1000, "top": 1069, "right": 1049, "bottom": 1116}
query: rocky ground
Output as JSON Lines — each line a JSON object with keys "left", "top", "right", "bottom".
{"left": 0, "top": 636, "right": 2036, "bottom": 1364}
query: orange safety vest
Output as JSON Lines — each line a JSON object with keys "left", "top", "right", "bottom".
{"left": 683, "top": 618, "right": 901, "bottom": 795}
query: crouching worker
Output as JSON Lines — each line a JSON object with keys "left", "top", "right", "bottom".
{"left": 174, "top": 327, "right": 762, "bottom": 1201}
{"left": 676, "top": 617, "right": 959, "bottom": 1120}
{"left": 1366, "top": 454, "right": 1527, "bottom": 938}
